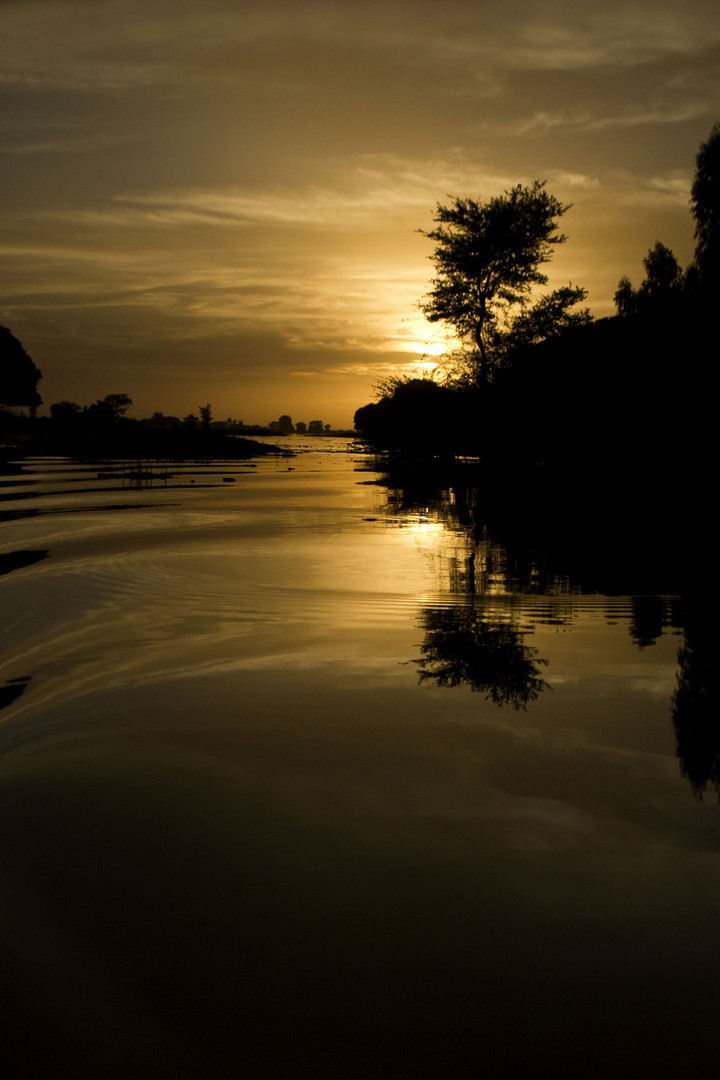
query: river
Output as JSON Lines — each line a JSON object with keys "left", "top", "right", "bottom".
{"left": 1, "top": 442, "right": 717, "bottom": 1078}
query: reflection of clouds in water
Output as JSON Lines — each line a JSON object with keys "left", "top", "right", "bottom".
{"left": 0, "top": 580, "right": 425, "bottom": 725}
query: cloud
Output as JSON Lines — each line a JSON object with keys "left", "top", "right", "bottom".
{"left": 0, "top": 132, "right": 129, "bottom": 156}
{"left": 548, "top": 172, "right": 600, "bottom": 190}
{"left": 0, "top": 136, "right": 697, "bottom": 371}
{"left": 512, "top": 101, "right": 714, "bottom": 137}
{"left": 3, "top": 0, "right": 718, "bottom": 97}
{"left": 1, "top": 0, "right": 716, "bottom": 420}
{"left": 506, "top": 4, "right": 720, "bottom": 71}
{"left": 34, "top": 152, "right": 526, "bottom": 238}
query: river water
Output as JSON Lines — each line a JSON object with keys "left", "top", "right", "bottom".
{"left": 1, "top": 442, "right": 717, "bottom": 1078}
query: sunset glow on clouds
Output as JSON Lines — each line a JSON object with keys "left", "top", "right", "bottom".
{"left": 2, "top": 0, "right": 719, "bottom": 424}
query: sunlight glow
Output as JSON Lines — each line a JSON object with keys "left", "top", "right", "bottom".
{"left": 398, "top": 338, "right": 446, "bottom": 359}
{"left": 400, "top": 515, "right": 445, "bottom": 535}
{"left": 394, "top": 313, "right": 449, "bottom": 360}
{"left": 410, "top": 359, "right": 439, "bottom": 372}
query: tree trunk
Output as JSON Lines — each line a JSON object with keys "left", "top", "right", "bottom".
{"left": 474, "top": 320, "right": 488, "bottom": 384}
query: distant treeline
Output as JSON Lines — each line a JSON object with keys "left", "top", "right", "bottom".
{"left": 0, "top": 395, "right": 290, "bottom": 461}
{"left": 0, "top": 390, "right": 352, "bottom": 461}
{"left": 263, "top": 414, "right": 353, "bottom": 436}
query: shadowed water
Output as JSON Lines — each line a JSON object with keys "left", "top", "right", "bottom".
{"left": 0, "top": 445, "right": 717, "bottom": 1078}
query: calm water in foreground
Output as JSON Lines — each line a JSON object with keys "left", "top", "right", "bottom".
{"left": 0, "top": 442, "right": 717, "bottom": 1078}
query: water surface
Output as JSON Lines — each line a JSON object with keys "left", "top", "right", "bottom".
{"left": 0, "top": 447, "right": 717, "bottom": 1078}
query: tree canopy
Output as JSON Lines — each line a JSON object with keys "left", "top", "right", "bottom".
{"left": 419, "top": 181, "right": 588, "bottom": 382}
{"left": 615, "top": 122, "right": 720, "bottom": 314}
{"left": 691, "top": 122, "right": 720, "bottom": 293}
{"left": 0, "top": 325, "right": 42, "bottom": 408}
{"left": 614, "top": 241, "right": 685, "bottom": 317}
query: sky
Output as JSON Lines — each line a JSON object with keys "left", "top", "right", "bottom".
{"left": 2, "top": 0, "right": 719, "bottom": 427}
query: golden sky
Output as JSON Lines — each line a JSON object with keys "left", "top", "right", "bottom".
{"left": 2, "top": 0, "right": 719, "bottom": 426}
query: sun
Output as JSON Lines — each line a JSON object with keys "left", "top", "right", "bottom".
{"left": 395, "top": 315, "right": 449, "bottom": 360}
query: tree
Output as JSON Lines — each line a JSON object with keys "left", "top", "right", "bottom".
{"left": 639, "top": 242, "right": 684, "bottom": 300}
{"left": 691, "top": 122, "right": 720, "bottom": 292}
{"left": 50, "top": 400, "right": 82, "bottom": 422}
{"left": 268, "top": 414, "right": 294, "bottom": 434}
{"left": 76, "top": 393, "right": 133, "bottom": 436}
{"left": 0, "top": 325, "right": 42, "bottom": 408}
{"left": 494, "top": 284, "right": 590, "bottom": 357}
{"left": 614, "top": 242, "right": 685, "bottom": 316}
{"left": 354, "top": 379, "right": 463, "bottom": 451}
{"left": 99, "top": 393, "right": 132, "bottom": 421}
{"left": 307, "top": 419, "right": 324, "bottom": 435}
{"left": 199, "top": 402, "right": 213, "bottom": 429}
{"left": 419, "top": 181, "right": 585, "bottom": 382}
{"left": 49, "top": 400, "right": 82, "bottom": 432}
{"left": 614, "top": 276, "right": 638, "bottom": 317}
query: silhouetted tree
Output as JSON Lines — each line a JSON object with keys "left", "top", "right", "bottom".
{"left": 307, "top": 419, "right": 324, "bottom": 435}
{"left": 691, "top": 122, "right": 720, "bottom": 293}
{"left": 640, "top": 242, "right": 684, "bottom": 298}
{"left": 354, "top": 379, "right": 468, "bottom": 452}
{"left": 614, "top": 241, "right": 685, "bottom": 317}
{"left": 82, "top": 393, "right": 132, "bottom": 431}
{"left": 199, "top": 403, "right": 213, "bottom": 430}
{"left": 614, "top": 124, "right": 720, "bottom": 313}
{"left": 419, "top": 182, "right": 587, "bottom": 382}
{"left": 613, "top": 276, "right": 638, "bottom": 317}
{"left": 50, "top": 400, "right": 82, "bottom": 424}
{"left": 98, "top": 393, "right": 132, "bottom": 421}
{"left": 0, "top": 325, "right": 42, "bottom": 408}
{"left": 140, "top": 411, "right": 179, "bottom": 430}
{"left": 295, "top": 420, "right": 307, "bottom": 435}
{"left": 496, "top": 283, "right": 590, "bottom": 358}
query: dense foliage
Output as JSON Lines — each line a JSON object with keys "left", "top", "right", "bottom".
{"left": 419, "top": 182, "right": 589, "bottom": 382}
{"left": 0, "top": 325, "right": 42, "bottom": 409}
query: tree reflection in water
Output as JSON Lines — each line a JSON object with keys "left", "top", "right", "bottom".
{"left": 370, "top": 459, "right": 715, "bottom": 790}
{"left": 672, "top": 600, "right": 719, "bottom": 800}
{"left": 416, "top": 604, "right": 549, "bottom": 709}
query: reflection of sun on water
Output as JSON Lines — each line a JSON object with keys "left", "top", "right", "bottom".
{"left": 399, "top": 515, "right": 444, "bottom": 536}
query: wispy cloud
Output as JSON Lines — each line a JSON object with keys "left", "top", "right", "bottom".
{"left": 40, "top": 155, "right": 519, "bottom": 231}
{"left": 4, "top": 0, "right": 718, "bottom": 95}
{"left": 513, "top": 101, "right": 714, "bottom": 136}
{"left": 507, "top": 5, "right": 720, "bottom": 71}
{"left": 0, "top": 132, "right": 129, "bottom": 156}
